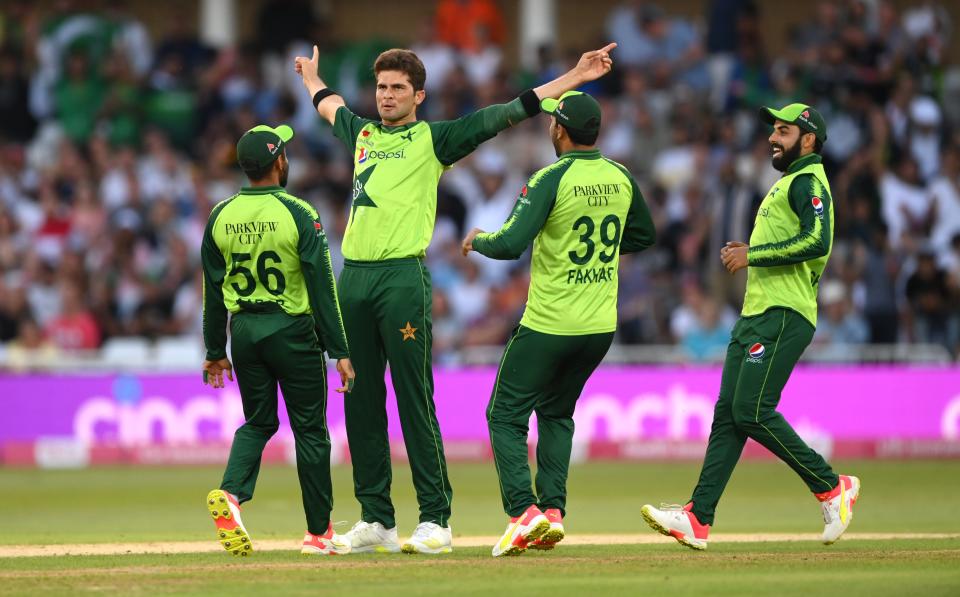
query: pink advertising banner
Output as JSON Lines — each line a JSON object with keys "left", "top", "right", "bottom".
{"left": 3, "top": 367, "right": 959, "bottom": 450}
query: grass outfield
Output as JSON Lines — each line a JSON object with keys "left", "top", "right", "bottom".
{"left": 2, "top": 541, "right": 959, "bottom": 596}
{"left": 1, "top": 461, "right": 959, "bottom": 595}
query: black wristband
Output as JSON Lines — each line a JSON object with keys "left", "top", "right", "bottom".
{"left": 313, "top": 88, "right": 336, "bottom": 110}
{"left": 518, "top": 88, "right": 540, "bottom": 118}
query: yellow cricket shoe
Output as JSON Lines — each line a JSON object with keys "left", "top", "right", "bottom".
{"left": 206, "top": 489, "right": 253, "bottom": 557}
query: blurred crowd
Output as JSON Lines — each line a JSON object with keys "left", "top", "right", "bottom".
{"left": 0, "top": 0, "right": 959, "bottom": 367}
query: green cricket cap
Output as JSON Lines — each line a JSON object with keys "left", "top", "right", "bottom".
{"left": 540, "top": 91, "right": 601, "bottom": 136}
{"left": 236, "top": 124, "right": 294, "bottom": 171}
{"left": 760, "top": 103, "right": 827, "bottom": 143}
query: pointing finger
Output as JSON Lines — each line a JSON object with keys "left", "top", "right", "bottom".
{"left": 312, "top": 45, "right": 319, "bottom": 61}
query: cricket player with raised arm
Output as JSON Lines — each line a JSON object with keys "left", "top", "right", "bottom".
{"left": 201, "top": 124, "right": 355, "bottom": 556}
{"left": 293, "top": 42, "right": 616, "bottom": 554}
{"left": 641, "top": 104, "right": 860, "bottom": 550}
{"left": 462, "top": 91, "right": 656, "bottom": 557}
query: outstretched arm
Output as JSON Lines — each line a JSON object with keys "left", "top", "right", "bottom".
{"left": 533, "top": 42, "right": 617, "bottom": 100}
{"left": 295, "top": 45, "right": 345, "bottom": 126}
{"left": 430, "top": 43, "right": 617, "bottom": 166}
{"left": 463, "top": 162, "right": 571, "bottom": 260}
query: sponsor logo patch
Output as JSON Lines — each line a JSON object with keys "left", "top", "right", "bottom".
{"left": 267, "top": 142, "right": 279, "bottom": 155}
{"left": 812, "top": 196, "right": 824, "bottom": 217}
{"left": 747, "top": 343, "right": 766, "bottom": 363}
{"left": 358, "top": 147, "right": 368, "bottom": 164}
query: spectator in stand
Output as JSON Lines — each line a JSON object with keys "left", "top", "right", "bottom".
{"left": 6, "top": 317, "right": 58, "bottom": 371}
{"left": 908, "top": 96, "right": 943, "bottom": 182}
{"left": 930, "top": 145, "right": 960, "bottom": 258}
{"left": 462, "top": 149, "right": 523, "bottom": 284}
{"left": 620, "top": 4, "right": 710, "bottom": 92}
{"left": 0, "top": 45, "right": 37, "bottom": 142}
{"left": 461, "top": 23, "right": 502, "bottom": 88}
{"left": 813, "top": 280, "right": 870, "bottom": 348}
{"left": 435, "top": 0, "right": 505, "bottom": 53}
{"left": 905, "top": 248, "right": 957, "bottom": 351}
{"left": 678, "top": 296, "right": 733, "bottom": 362}
{"left": 880, "top": 154, "right": 933, "bottom": 250}
{"left": 45, "top": 281, "right": 100, "bottom": 350}
{"left": 54, "top": 43, "right": 103, "bottom": 144}
{"left": 410, "top": 17, "right": 457, "bottom": 96}
{"left": 853, "top": 223, "right": 901, "bottom": 344}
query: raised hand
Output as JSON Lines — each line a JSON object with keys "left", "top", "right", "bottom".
{"left": 294, "top": 45, "right": 321, "bottom": 87}
{"left": 574, "top": 42, "right": 617, "bottom": 83}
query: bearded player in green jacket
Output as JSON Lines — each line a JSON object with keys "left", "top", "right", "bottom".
{"left": 294, "top": 43, "right": 616, "bottom": 554}
{"left": 641, "top": 104, "right": 860, "bottom": 550}
{"left": 463, "top": 91, "right": 655, "bottom": 556}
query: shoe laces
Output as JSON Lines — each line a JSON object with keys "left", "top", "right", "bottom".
{"left": 412, "top": 522, "right": 441, "bottom": 540}
{"left": 349, "top": 520, "right": 371, "bottom": 533}
{"left": 347, "top": 520, "right": 382, "bottom": 542}
{"left": 659, "top": 503, "right": 685, "bottom": 511}
{"left": 821, "top": 500, "right": 837, "bottom": 524}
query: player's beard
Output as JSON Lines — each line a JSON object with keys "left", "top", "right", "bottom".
{"left": 279, "top": 159, "right": 289, "bottom": 187}
{"left": 771, "top": 137, "right": 803, "bottom": 172}
{"left": 552, "top": 129, "right": 563, "bottom": 157}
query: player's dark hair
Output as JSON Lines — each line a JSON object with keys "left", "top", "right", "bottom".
{"left": 814, "top": 138, "right": 823, "bottom": 154}
{"left": 242, "top": 162, "right": 274, "bottom": 182}
{"left": 563, "top": 124, "right": 599, "bottom": 146}
{"left": 374, "top": 49, "right": 427, "bottom": 91}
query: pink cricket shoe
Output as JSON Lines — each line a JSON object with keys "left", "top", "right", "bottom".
{"left": 529, "top": 508, "right": 565, "bottom": 550}
{"left": 816, "top": 475, "right": 861, "bottom": 544}
{"left": 302, "top": 522, "right": 352, "bottom": 555}
{"left": 491, "top": 504, "right": 550, "bottom": 557}
{"left": 641, "top": 502, "right": 710, "bottom": 550}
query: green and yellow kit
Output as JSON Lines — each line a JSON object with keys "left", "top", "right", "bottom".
{"left": 691, "top": 153, "right": 840, "bottom": 525}
{"left": 330, "top": 95, "right": 540, "bottom": 528}
{"left": 473, "top": 148, "right": 656, "bottom": 517}
{"left": 201, "top": 185, "right": 348, "bottom": 535}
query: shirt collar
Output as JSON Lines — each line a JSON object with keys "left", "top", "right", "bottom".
{"left": 240, "top": 185, "right": 283, "bottom": 194}
{"left": 785, "top": 153, "right": 822, "bottom": 175}
{"left": 561, "top": 148, "right": 602, "bottom": 160}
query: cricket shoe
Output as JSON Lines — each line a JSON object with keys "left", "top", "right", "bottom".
{"left": 344, "top": 521, "right": 401, "bottom": 553}
{"left": 206, "top": 489, "right": 253, "bottom": 557}
{"left": 640, "top": 502, "right": 709, "bottom": 551}
{"left": 401, "top": 522, "right": 453, "bottom": 554}
{"left": 529, "top": 508, "right": 565, "bottom": 550}
{"left": 491, "top": 504, "right": 551, "bottom": 557}
{"left": 817, "top": 475, "right": 861, "bottom": 545}
{"left": 301, "top": 523, "right": 352, "bottom": 555}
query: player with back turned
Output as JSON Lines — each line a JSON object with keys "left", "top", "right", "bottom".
{"left": 462, "top": 91, "right": 656, "bottom": 556}
{"left": 641, "top": 104, "right": 860, "bottom": 550}
{"left": 294, "top": 43, "right": 616, "bottom": 554}
{"left": 200, "top": 124, "right": 355, "bottom": 556}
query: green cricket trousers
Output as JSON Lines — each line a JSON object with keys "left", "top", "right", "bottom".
{"left": 691, "top": 307, "right": 840, "bottom": 525}
{"left": 220, "top": 311, "right": 334, "bottom": 536}
{"left": 487, "top": 325, "right": 614, "bottom": 518}
{"left": 338, "top": 258, "right": 452, "bottom": 528}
